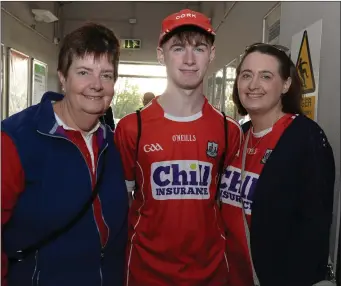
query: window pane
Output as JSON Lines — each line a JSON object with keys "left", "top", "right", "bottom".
{"left": 214, "top": 68, "right": 224, "bottom": 110}
{"left": 118, "top": 63, "right": 167, "bottom": 77}
{"left": 225, "top": 59, "right": 238, "bottom": 118}
{"left": 263, "top": 3, "right": 281, "bottom": 44}
{"left": 207, "top": 76, "right": 214, "bottom": 103}
{"left": 8, "top": 49, "right": 29, "bottom": 116}
{"left": 113, "top": 76, "right": 167, "bottom": 120}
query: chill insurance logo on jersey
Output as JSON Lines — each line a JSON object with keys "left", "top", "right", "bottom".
{"left": 220, "top": 166, "right": 259, "bottom": 214}
{"left": 151, "top": 160, "right": 213, "bottom": 200}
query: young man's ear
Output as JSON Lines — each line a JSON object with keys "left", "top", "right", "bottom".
{"left": 209, "top": 45, "right": 216, "bottom": 63}
{"left": 156, "top": 47, "right": 165, "bottom": 66}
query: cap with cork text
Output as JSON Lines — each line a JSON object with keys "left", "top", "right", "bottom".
{"left": 158, "top": 9, "right": 215, "bottom": 46}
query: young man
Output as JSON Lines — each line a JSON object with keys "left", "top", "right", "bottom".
{"left": 114, "top": 9, "right": 242, "bottom": 285}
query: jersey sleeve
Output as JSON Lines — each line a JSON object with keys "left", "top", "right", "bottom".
{"left": 114, "top": 115, "right": 138, "bottom": 192}
{"left": 225, "top": 118, "right": 244, "bottom": 167}
{"left": 1, "top": 132, "right": 25, "bottom": 285}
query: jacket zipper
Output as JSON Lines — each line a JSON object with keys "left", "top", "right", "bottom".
{"left": 37, "top": 131, "right": 108, "bottom": 285}
{"left": 31, "top": 250, "right": 39, "bottom": 286}
{"left": 95, "top": 144, "right": 108, "bottom": 286}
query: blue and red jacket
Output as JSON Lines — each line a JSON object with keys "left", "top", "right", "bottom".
{"left": 1, "top": 92, "right": 128, "bottom": 286}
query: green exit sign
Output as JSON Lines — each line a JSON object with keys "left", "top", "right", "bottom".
{"left": 121, "top": 39, "right": 141, "bottom": 50}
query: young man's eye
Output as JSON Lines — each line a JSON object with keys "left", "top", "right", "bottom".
{"left": 195, "top": 47, "right": 205, "bottom": 52}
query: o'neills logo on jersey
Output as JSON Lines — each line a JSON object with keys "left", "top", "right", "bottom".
{"left": 151, "top": 160, "right": 212, "bottom": 200}
{"left": 219, "top": 166, "right": 259, "bottom": 215}
{"left": 172, "top": 134, "right": 196, "bottom": 142}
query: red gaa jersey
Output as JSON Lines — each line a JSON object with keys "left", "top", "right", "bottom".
{"left": 114, "top": 97, "right": 243, "bottom": 286}
{"left": 220, "top": 113, "right": 296, "bottom": 286}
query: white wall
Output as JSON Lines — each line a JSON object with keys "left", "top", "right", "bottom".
{"left": 61, "top": 1, "right": 201, "bottom": 63}
{"left": 2, "top": 1, "right": 276, "bottom": 88}
{"left": 280, "top": 1, "right": 340, "bottom": 265}
{"left": 1, "top": 1, "right": 59, "bottom": 93}
{"left": 202, "top": 1, "right": 278, "bottom": 76}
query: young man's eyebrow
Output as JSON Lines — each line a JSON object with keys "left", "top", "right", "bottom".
{"left": 169, "top": 42, "right": 208, "bottom": 48}
{"left": 194, "top": 42, "right": 208, "bottom": 47}
{"left": 170, "top": 42, "right": 184, "bottom": 48}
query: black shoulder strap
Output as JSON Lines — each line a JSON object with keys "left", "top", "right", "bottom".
{"left": 8, "top": 149, "right": 108, "bottom": 264}
{"left": 133, "top": 109, "right": 142, "bottom": 194}
{"left": 215, "top": 111, "right": 228, "bottom": 202}
{"left": 135, "top": 109, "right": 142, "bottom": 163}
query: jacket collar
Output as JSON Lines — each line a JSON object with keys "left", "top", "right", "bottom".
{"left": 35, "top": 91, "right": 107, "bottom": 140}
{"left": 35, "top": 91, "right": 63, "bottom": 134}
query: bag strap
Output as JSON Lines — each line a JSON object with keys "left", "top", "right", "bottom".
{"left": 135, "top": 109, "right": 142, "bottom": 163}
{"left": 240, "top": 130, "right": 261, "bottom": 286}
{"left": 215, "top": 111, "right": 228, "bottom": 202}
{"left": 242, "top": 120, "right": 252, "bottom": 134}
{"left": 133, "top": 109, "right": 142, "bottom": 195}
{"left": 8, "top": 147, "right": 108, "bottom": 264}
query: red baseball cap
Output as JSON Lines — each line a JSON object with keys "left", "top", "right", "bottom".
{"left": 158, "top": 9, "right": 215, "bottom": 46}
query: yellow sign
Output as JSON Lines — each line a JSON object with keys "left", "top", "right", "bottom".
{"left": 121, "top": 39, "right": 141, "bottom": 50}
{"left": 296, "top": 31, "right": 315, "bottom": 94}
{"left": 301, "top": 95, "right": 315, "bottom": 120}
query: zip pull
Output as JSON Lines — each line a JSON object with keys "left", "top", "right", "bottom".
{"left": 100, "top": 248, "right": 105, "bottom": 260}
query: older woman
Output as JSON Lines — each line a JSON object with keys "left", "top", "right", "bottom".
{"left": 220, "top": 43, "right": 335, "bottom": 286}
{"left": 1, "top": 23, "right": 128, "bottom": 285}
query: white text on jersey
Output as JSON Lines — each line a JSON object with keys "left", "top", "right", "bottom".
{"left": 172, "top": 134, "right": 197, "bottom": 142}
{"left": 220, "top": 166, "right": 259, "bottom": 214}
{"left": 151, "top": 160, "right": 212, "bottom": 200}
{"left": 144, "top": 143, "right": 163, "bottom": 153}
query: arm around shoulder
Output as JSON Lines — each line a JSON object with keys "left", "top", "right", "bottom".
{"left": 113, "top": 116, "right": 138, "bottom": 199}
{"left": 1, "top": 131, "right": 25, "bottom": 285}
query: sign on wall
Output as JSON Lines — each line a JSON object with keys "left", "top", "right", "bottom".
{"left": 32, "top": 59, "right": 48, "bottom": 105}
{"left": 290, "top": 19, "right": 322, "bottom": 121}
{"left": 8, "top": 48, "right": 30, "bottom": 116}
{"left": 121, "top": 39, "right": 141, "bottom": 50}
{"left": 296, "top": 31, "right": 316, "bottom": 94}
